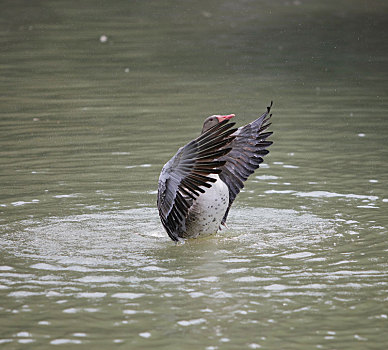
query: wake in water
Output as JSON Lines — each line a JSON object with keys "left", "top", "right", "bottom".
{"left": 1, "top": 206, "right": 336, "bottom": 262}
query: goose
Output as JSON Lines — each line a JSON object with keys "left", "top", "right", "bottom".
{"left": 157, "top": 102, "right": 273, "bottom": 241}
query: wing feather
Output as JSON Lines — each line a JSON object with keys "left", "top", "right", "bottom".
{"left": 157, "top": 120, "right": 237, "bottom": 241}
{"left": 219, "top": 102, "right": 273, "bottom": 225}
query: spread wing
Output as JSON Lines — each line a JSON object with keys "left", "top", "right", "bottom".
{"left": 219, "top": 102, "right": 273, "bottom": 224}
{"left": 157, "top": 120, "right": 237, "bottom": 241}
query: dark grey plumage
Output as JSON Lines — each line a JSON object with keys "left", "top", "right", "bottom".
{"left": 219, "top": 102, "right": 273, "bottom": 224}
{"left": 157, "top": 103, "right": 273, "bottom": 241}
{"left": 157, "top": 120, "right": 237, "bottom": 241}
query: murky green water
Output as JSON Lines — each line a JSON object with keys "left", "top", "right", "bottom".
{"left": 1, "top": 1, "right": 387, "bottom": 349}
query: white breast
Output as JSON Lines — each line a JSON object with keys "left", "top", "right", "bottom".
{"left": 184, "top": 174, "right": 229, "bottom": 238}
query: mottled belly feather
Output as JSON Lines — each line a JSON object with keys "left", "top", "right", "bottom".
{"left": 184, "top": 174, "right": 229, "bottom": 238}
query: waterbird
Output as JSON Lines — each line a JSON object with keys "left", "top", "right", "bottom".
{"left": 157, "top": 102, "right": 273, "bottom": 242}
